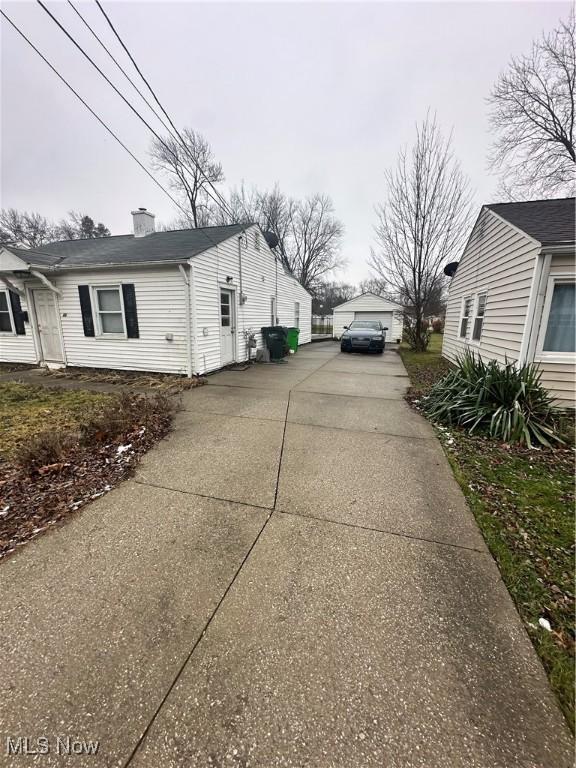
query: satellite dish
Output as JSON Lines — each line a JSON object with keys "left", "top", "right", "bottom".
{"left": 444, "top": 261, "right": 459, "bottom": 277}
{"left": 263, "top": 231, "right": 279, "bottom": 249}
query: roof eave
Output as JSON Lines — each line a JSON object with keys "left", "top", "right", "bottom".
{"left": 49, "top": 258, "right": 191, "bottom": 270}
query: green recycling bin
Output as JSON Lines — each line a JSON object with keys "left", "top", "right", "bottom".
{"left": 286, "top": 327, "right": 300, "bottom": 353}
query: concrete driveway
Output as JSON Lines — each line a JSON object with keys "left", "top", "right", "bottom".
{"left": 1, "top": 342, "right": 572, "bottom": 767}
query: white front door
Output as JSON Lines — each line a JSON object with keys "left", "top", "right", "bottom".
{"left": 34, "top": 290, "right": 63, "bottom": 362}
{"left": 219, "top": 288, "right": 235, "bottom": 365}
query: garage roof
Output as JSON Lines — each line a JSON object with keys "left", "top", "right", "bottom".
{"left": 333, "top": 293, "right": 404, "bottom": 311}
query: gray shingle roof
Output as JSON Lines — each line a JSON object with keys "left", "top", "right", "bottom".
{"left": 2, "top": 245, "right": 61, "bottom": 267}
{"left": 486, "top": 198, "right": 575, "bottom": 246}
{"left": 7, "top": 223, "right": 248, "bottom": 269}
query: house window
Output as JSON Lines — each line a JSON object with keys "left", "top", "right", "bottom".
{"left": 542, "top": 281, "right": 575, "bottom": 353}
{"left": 0, "top": 291, "right": 14, "bottom": 333}
{"left": 270, "top": 296, "right": 277, "bottom": 325}
{"left": 220, "top": 289, "right": 231, "bottom": 327}
{"left": 294, "top": 301, "right": 300, "bottom": 329}
{"left": 472, "top": 293, "right": 487, "bottom": 341}
{"left": 254, "top": 231, "right": 260, "bottom": 251}
{"left": 460, "top": 297, "right": 472, "bottom": 338}
{"left": 93, "top": 286, "right": 125, "bottom": 335}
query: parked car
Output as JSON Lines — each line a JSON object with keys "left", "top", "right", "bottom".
{"left": 340, "top": 320, "right": 387, "bottom": 353}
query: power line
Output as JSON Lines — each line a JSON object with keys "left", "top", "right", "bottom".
{"left": 93, "top": 0, "right": 236, "bottom": 222}
{"left": 0, "top": 8, "right": 191, "bottom": 219}
{"left": 68, "top": 0, "right": 235, "bottom": 226}
{"left": 67, "top": 0, "right": 170, "bottom": 133}
{"left": 36, "top": 0, "right": 233, "bottom": 221}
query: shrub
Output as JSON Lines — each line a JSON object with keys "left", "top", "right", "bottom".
{"left": 432, "top": 318, "right": 444, "bottom": 333}
{"left": 403, "top": 317, "right": 431, "bottom": 351}
{"left": 80, "top": 392, "right": 174, "bottom": 444}
{"left": 13, "top": 393, "right": 174, "bottom": 468}
{"left": 423, "top": 351, "right": 561, "bottom": 447}
{"left": 14, "top": 430, "right": 79, "bottom": 469}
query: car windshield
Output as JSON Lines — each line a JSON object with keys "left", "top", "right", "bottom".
{"left": 349, "top": 321, "right": 381, "bottom": 330}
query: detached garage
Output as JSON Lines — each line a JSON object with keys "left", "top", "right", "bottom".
{"left": 332, "top": 293, "right": 404, "bottom": 342}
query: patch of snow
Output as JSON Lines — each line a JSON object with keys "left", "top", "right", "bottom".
{"left": 538, "top": 617, "right": 552, "bottom": 632}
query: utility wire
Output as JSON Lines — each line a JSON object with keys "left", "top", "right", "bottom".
{"left": 36, "top": 0, "right": 232, "bottom": 220}
{"left": 67, "top": 0, "right": 171, "bottom": 134}
{"left": 0, "top": 8, "right": 191, "bottom": 219}
{"left": 68, "top": 0, "right": 235, "bottom": 228}
{"left": 93, "top": 0, "right": 236, "bottom": 222}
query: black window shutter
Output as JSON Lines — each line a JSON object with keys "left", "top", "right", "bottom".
{"left": 122, "top": 284, "right": 139, "bottom": 338}
{"left": 78, "top": 285, "right": 95, "bottom": 337}
{"left": 8, "top": 291, "right": 26, "bottom": 335}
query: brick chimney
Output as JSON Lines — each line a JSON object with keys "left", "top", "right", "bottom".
{"left": 131, "top": 208, "right": 155, "bottom": 237}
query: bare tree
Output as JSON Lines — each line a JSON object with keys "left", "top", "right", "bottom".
{"left": 488, "top": 12, "right": 576, "bottom": 198}
{"left": 150, "top": 128, "right": 224, "bottom": 227}
{"left": 56, "top": 211, "right": 111, "bottom": 239}
{"left": 312, "top": 280, "right": 356, "bottom": 314}
{"left": 216, "top": 184, "right": 343, "bottom": 292}
{"left": 358, "top": 277, "right": 389, "bottom": 297}
{"left": 0, "top": 209, "right": 58, "bottom": 248}
{"left": 370, "top": 116, "right": 473, "bottom": 351}
{"left": 288, "top": 194, "right": 344, "bottom": 292}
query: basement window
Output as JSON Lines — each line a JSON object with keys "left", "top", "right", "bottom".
{"left": 0, "top": 291, "right": 14, "bottom": 333}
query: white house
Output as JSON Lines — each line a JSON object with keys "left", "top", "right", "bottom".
{"left": 443, "top": 197, "right": 575, "bottom": 408}
{"left": 332, "top": 293, "right": 404, "bottom": 342}
{"left": 0, "top": 209, "right": 312, "bottom": 376}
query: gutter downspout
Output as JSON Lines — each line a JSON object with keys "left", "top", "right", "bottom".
{"left": 178, "top": 264, "right": 193, "bottom": 378}
{"left": 237, "top": 235, "right": 244, "bottom": 301}
{"left": 30, "top": 269, "right": 62, "bottom": 296}
{"left": 0, "top": 274, "right": 25, "bottom": 297}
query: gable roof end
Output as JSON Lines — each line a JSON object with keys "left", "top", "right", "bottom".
{"left": 333, "top": 292, "right": 404, "bottom": 311}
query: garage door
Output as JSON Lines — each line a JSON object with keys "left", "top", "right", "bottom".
{"left": 354, "top": 311, "right": 393, "bottom": 331}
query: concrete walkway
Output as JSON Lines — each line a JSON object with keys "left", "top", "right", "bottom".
{"left": 1, "top": 342, "right": 572, "bottom": 767}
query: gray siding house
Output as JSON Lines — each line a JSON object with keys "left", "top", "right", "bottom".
{"left": 0, "top": 210, "right": 312, "bottom": 376}
{"left": 443, "top": 197, "right": 575, "bottom": 407}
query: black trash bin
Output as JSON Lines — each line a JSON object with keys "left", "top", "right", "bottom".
{"left": 261, "top": 326, "right": 287, "bottom": 361}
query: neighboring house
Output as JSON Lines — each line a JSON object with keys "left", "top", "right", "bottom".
{"left": 332, "top": 293, "right": 404, "bottom": 342}
{"left": 0, "top": 209, "right": 311, "bottom": 376}
{"left": 443, "top": 197, "right": 575, "bottom": 408}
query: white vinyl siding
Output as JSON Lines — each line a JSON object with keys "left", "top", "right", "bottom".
{"left": 190, "top": 225, "right": 311, "bottom": 374}
{"left": 294, "top": 301, "right": 300, "bottom": 329}
{"left": 332, "top": 311, "right": 355, "bottom": 339}
{"left": 56, "top": 267, "right": 189, "bottom": 374}
{"left": 332, "top": 294, "right": 404, "bottom": 341}
{"left": 0, "top": 282, "right": 38, "bottom": 364}
{"left": 443, "top": 209, "right": 540, "bottom": 365}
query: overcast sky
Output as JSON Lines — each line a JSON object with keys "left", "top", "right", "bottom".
{"left": 1, "top": 0, "right": 570, "bottom": 284}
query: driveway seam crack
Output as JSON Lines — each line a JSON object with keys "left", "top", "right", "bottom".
{"left": 123, "top": 350, "right": 341, "bottom": 766}
{"left": 277, "top": 508, "right": 486, "bottom": 554}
